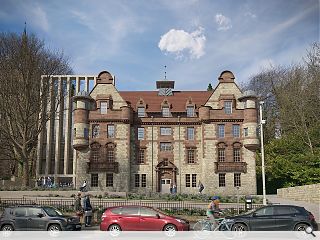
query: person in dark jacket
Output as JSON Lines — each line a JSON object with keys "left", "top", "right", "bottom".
{"left": 83, "top": 194, "right": 93, "bottom": 227}
{"left": 74, "top": 192, "right": 83, "bottom": 224}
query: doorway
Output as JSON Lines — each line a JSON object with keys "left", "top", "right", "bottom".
{"left": 160, "top": 178, "right": 171, "bottom": 194}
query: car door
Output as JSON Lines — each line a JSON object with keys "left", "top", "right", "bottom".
{"left": 26, "top": 207, "right": 47, "bottom": 230}
{"left": 273, "top": 206, "right": 298, "bottom": 230}
{"left": 139, "top": 207, "right": 162, "bottom": 231}
{"left": 249, "top": 206, "right": 276, "bottom": 231}
{"left": 118, "top": 206, "right": 140, "bottom": 231}
{"left": 13, "top": 208, "right": 28, "bottom": 230}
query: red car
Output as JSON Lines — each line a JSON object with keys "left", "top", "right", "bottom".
{"left": 100, "top": 205, "right": 190, "bottom": 232}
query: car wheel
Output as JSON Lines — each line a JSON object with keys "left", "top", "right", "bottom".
{"left": 1, "top": 225, "right": 14, "bottom": 231}
{"left": 163, "top": 224, "right": 177, "bottom": 231}
{"left": 47, "top": 224, "right": 61, "bottom": 231}
{"left": 294, "top": 223, "right": 309, "bottom": 231}
{"left": 108, "top": 224, "right": 121, "bottom": 232}
{"left": 232, "top": 223, "right": 248, "bottom": 231}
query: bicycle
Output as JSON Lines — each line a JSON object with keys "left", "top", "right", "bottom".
{"left": 193, "top": 216, "right": 233, "bottom": 232}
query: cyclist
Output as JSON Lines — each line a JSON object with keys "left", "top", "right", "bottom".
{"left": 207, "top": 196, "right": 221, "bottom": 229}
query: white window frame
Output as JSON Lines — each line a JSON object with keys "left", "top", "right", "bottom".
{"left": 100, "top": 101, "right": 108, "bottom": 114}
{"left": 187, "top": 106, "right": 194, "bottom": 117}
{"left": 138, "top": 127, "right": 144, "bottom": 140}
{"left": 187, "top": 127, "right": 195, "bottom": 140}
{"left": 162, "top": 107, "right": 170, "bottom": 117}
{"left": 244, "top": 127, "right": 249, "bottom": 137}
{"left": 233, "top": 124, "right": 240, "bottom": 138}
{"left": 224, "top": 101, "right": 232, "bottom": 114}
{"left": 137, "top": 107, "right": 145, "bottom": 117}
{"left": 160, "top": 142, "right": 172, "bottom": 151}
{"left": 218, "top": 124, "right": 225, "bottom": 138}
{"left": 160, "top": 127, "right": 171, "bottom": 136}
{"left": 107, "top": 125, "right": 115, "bottom": 138}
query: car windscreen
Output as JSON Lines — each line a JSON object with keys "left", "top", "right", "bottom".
{"left": 43, "top": 207, "right": 63, "bottom": 217}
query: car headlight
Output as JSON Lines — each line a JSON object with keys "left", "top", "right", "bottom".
{"left": 176, "top": 219, "right": 187, "bottom": 224}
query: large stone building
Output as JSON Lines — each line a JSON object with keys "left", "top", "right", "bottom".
{"left": 37, "top": 70, "right": 259, "bottom": 195}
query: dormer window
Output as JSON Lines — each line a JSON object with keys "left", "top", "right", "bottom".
{"left": 137, "top": 107, "right": 145, "bottom": 117}
{"left": 224, "top": 101, "right": 232, "bottom": 114}
{"left": 162, "top": 107, "right": 170, "bottom": 117}
{"left": 100, "top": 101, "right": 108, "bottom": 114}
{"left": 187, "top": 106, "right": 194, "bottom": 117}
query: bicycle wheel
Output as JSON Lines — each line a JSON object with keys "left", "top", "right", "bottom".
{"left": 193, "top": 220, "right": 212, "bottom": 231}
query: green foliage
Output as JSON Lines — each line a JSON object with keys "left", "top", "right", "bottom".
{"left": 257, "top": 128, "right": 320, "bottom": 194}
{"left": 207, "top": 83, "right": 213, "bottom": 91}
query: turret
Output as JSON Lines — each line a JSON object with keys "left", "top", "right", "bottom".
{"left": 238, "top": 90, "right": 259, "bottom": 150}
{"left": 73, "top": 91, "right": 96, "bottom": 150}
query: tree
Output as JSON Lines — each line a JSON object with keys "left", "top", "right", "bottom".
{"left": 207, "top": 83, "right": 213, "bottom": 91}
{"left": 0, "top": 31, "right": 72, "bottom": 186}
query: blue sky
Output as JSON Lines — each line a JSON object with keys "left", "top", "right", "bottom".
{"left": 0, "top": 0, "right": 318, "bottom": 91}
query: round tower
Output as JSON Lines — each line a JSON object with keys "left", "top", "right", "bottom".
{"left": 239, "top": 90, "right": 259, "bottom": 150}
{"left": 73, "top": 91, "right": 96, "bottom": 150}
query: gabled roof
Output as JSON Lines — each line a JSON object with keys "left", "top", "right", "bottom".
{"left": 119, "top": 91, "right": 212, "bottom": 112}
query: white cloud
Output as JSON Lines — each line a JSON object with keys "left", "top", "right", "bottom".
{"left": 29, "top": 5, "right": 49, "bottom": 32}
{"left": 244, "top": 12, "right": 257, "bottom": 19}
{"left": 158, "top": 27, "right": 206, "bottom": 59}
{"left": 215, "top": 14, "right": 232, "bottom": 31}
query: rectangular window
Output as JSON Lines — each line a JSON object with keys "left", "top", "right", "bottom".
{"left": 224, "top": 101, "right": 232, "bottom": 114}
{"left": 137, "top": 107, "right": 145, "bottom": 117}
{"left": 138, "top": 127, "right": 144, "bottom": 140}
{"left": 92, "top": 124, "right": 100, "bottom": 138}
{"left": 185, "top": 174, "right": 190, "bottom": 187}
{"left": 218, "top": 124, "right": 225, "bottom": 138}
{"left": 160, "top": 142, "right": 172, "bottom": 151}
{"left": 218, "top": 148, "right": 225, "bottom": 162}
{"left": 234, "top": 173, "right": 241, "bottom": 187}
{"left": 135, "top": 174, "right": 140, "bottom": 187}
{"left": 141, "top": 174, "right": 146, "bottom": 187}
{"left": 138, "top": 149, "right": 145, "bottom": 164}
{"left": 92, "top": 150, "right": 100, "bottom": 162}
{"left": 187, "top": 149, "right": 195, "bottom": 164}
{"left": 192, "top": 174, "right": 197, "bottom": 187}
{"left": 107, "top": 149, "right": 114, "bottom": 163}
{"left": 233, "top": 124, "right": 240, "bottom": 138}
{"left": 187, "top": 127, "right": 195, "bottom": 140}
{"left": 244, "top": 127, "right": 249, "bottom": 137}
{"left": 107, "top": 125, "right": 115, "bottom": 138}
{"left": 162, "top": 107, "right": 170, "bottom": 117}
{"left": 187, "top": 106, "right": 194, "bottom": 117}
{"left": 91, "top": 174, "right": 98, "bottom": 187}
{"left": 219, "top": 173, "right": 226, "bottom": 187}
{"left": 160, "top": 127, "right": 171, "bottom": 136}
{"left": 84, "top": 128, "right": 89, "bottom": 139}
{"left": 106, "top": 173, "right": 113, "bottom": 187}
{"left": 100, "top": 101, "right": 108, "bottom": 114}
{"left": 233, "top": 148, "right": 241, "bottom": 162}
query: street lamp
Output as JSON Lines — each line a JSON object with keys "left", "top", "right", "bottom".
{"left": 259, "top": 101, "right": 267, "bottom": 205}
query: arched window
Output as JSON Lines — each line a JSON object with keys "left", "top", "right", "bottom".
{"left": 90, "top": 142, "right": 101, "bottom": 162}
{"left": 233, "top": 142, "right": 242, "bottom": 162}
{"left": 106, "top": 142, "right": 116, "bottom": 163}
{"left": 217, "top": 142, "right": 227, "bottom": 162}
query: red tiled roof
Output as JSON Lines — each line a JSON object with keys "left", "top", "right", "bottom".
{"left": 119, "top": 91, "right": 212, "bottom": 112}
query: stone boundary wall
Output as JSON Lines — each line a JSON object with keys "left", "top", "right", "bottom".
{"left": 277, "top": 184, "right": 320, "bottom": 204}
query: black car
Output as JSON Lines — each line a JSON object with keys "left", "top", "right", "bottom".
{"left": 0, "top": 205, "right": 81, "bottom": 231}
{"left": 228, "top": 205, "right": 318, "bottom": 231}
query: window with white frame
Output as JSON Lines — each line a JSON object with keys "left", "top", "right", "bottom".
{"left": 234, "top": 173, "right": 241, "bottom": 187}
{"left": 137, "top": 149, "right": 145, "bottom": 164}
{"left": 219, "top": 173, "right": 226, "bottom": 187}
{"left": 218, "top": 148, "right": 225, "bottom": 162}
{"left": 137, "top": 107, "right": 145, "bottom": 117}
{"left": 162, "top": 107, "right": 170, "bottom": 117}
{"left": 106, "top": 173, "right": 113, "bottom": 187}
{"left": 233, "top": 124, "right": 240, "bottom": 138}
{"left": 138, "top": 127, "right": 144, "bottom": 140}
{"left": 187, "top": 106, "right": 194, "bottom": 117}
{"left": 160, "top": 127, "right": 171, "bottom": 136}
{"left": 224, "top": 101, "right": 232, "bottom": 114}
{"left": 160, "top": 142, "right": 172, "bottom": 151}
{"left": 233, "top": 148, "right": 241, "bottom": 162}
{"left": 185, "top": 174, "right": 191, "bottom": 187}
{"left": 218, "top": 124, "right": 225, "bottom": 138}
{"left": 92, "top": 124, "right": 100, "bottom": 138}
{"left": 107, "top": 148, "right": 114, "bottom": 163}
{"left": 187, "top": 149, "right": 195, "bottom": 164}
{"left": 187, "top": 127, "right": 194, "bottom": 140}
{"left": 100, "top": 101, "right": 108, "bottom": 114}
{"left": 107, "top": 125, "right": 115, "bottom": 138}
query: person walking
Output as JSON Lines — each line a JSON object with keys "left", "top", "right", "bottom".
{"left": 207, "top": 196, "right": 220, "bottom": 230}
{"left": 83, "top": 194, "right": 93, "bottom": 227}
{"left": 198, "top": 181, "right": 204, "bottom": 194}
{"left": 74, "top": 192, "right": 83, "bottom": 224}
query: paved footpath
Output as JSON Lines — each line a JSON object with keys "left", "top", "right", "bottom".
{"left": 267, "top": 195, "right": 320, "bottom": 223}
